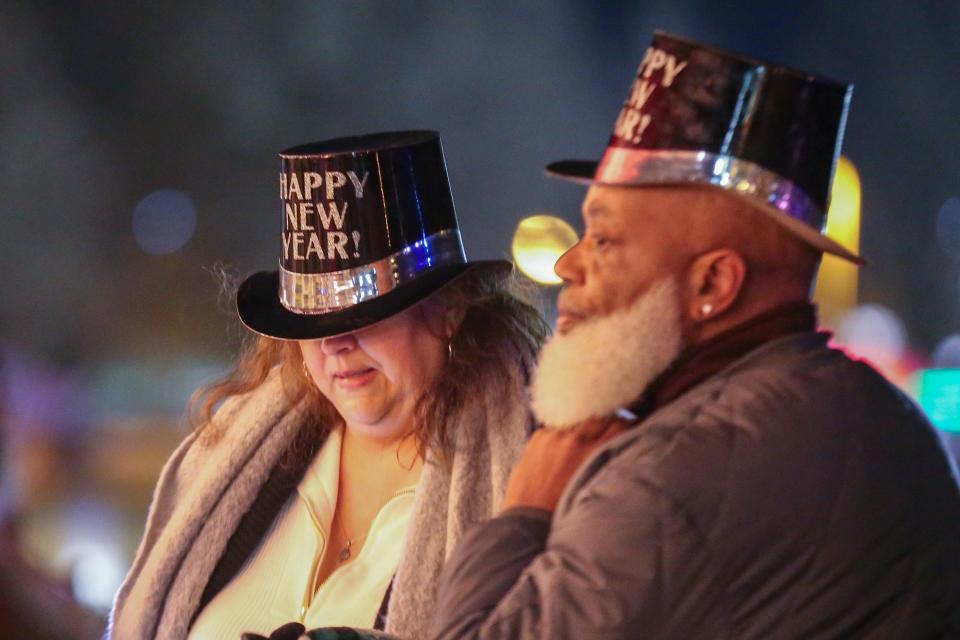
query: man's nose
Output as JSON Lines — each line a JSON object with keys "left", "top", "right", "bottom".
{"left": 553, "top": 239, "right": 584, "bottom": 284}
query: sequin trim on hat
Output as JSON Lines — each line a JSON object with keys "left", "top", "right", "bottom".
{"left": 279, "top": 229, "right": 466, "bottom": 314}
{"left": 596, "top": 147, "right": 824, "bottom": 229}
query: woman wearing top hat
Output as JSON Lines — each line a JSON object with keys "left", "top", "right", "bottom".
{"left": 107, "top": 131, "right": 548, "bottom": 640}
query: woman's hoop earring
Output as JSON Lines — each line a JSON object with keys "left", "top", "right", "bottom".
{"left": 447, "top": 341, "right": 454, "bottom": 362}
{"left": 302, "top": 359, "right": 313, "bottom": 382}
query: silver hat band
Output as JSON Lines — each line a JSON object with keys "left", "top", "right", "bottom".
{"left": 279, "top": 228, "right": 466, "bottom": 315}
{"left": 596, "top": 147, "right": 825, "bottom": 229}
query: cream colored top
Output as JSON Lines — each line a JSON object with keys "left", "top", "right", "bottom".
{"left": 189, "top": 427, "right": 416, "bottom": 639}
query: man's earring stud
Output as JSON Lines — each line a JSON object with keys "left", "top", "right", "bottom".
{"left": 701, "top": 303, "right": 714, "bottom": 317}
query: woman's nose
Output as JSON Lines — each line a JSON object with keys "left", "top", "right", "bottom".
{"left": 320, "top": 332, "right": 358, "bottom": 356}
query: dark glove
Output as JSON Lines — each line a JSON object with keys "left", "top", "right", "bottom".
{"left": 241, "top": 621, "right": 306, "bottom": 640}
{"left": 247, "top": 624, "right": 398, "bottom": 640}
{"left": 301, "top": 629, "right": 397, "bottom": 640}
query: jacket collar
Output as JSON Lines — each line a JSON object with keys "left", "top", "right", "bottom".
{"left": 625, "top": 302, "right": 819, "bottom": 421}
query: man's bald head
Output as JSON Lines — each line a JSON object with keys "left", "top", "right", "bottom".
{"left": 675, "top": 186, "right": 821, "bottom": 303}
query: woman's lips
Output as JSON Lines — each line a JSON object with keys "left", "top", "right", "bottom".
{"left": 333, "top": 367, "right": 376, "bottom": 389}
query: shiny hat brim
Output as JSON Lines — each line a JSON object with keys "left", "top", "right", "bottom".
{"left": 546, "top": 159, "right": 865, "bottom": 266}
{"left": 237, "top": 260, "right": 512, "bottom": 340}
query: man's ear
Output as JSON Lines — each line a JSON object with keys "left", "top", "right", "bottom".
{"left": 685, "top": 249, "right": 747, "bottom": 324}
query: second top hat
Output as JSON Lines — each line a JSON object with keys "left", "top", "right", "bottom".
{"left": 548, "top": 31, "right": 861, "bottom": 264}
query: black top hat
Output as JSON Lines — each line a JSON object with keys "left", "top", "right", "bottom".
{"left": 548, "top": 31, "right": 861, "bottom": 264}
{"left": 237, "top": 131, "right": 509, "bottom": 340}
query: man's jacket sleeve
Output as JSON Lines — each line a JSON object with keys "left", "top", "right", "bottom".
{"left": 429, "top": 461, "right": 709, "bottom": 639}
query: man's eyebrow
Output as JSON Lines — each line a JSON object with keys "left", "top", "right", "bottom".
{"left": 583, "top": 204, "right": 610, "bottom": 220}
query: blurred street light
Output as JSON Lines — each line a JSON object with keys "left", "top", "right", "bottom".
{"left": 814, "top": 156, "right": 861, "bottom": 327}
{"left": 511, "top": 214, "right": 578, "bottom": 285}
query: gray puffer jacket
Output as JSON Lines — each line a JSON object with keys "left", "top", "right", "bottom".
{"left": 431, "top": 332, "right": 960, "bottom": 639}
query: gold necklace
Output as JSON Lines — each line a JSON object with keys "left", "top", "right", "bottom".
{"left": 334, "top": 515, "right": 368, "bottom": 562}
{"left": 333, "top": 487, "right": 416, "bottom": 562}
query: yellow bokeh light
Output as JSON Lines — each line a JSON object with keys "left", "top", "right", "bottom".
{"left": 511, "top": 214, "right": 579, "bottom": 285}
{"left": 814, "top": 155, "right": 862, "bottom": 327}
{"left": 826, "top": 156, "right": 861, "bottom": 252}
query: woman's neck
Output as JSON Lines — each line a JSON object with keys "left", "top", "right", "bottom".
{"left": 340, "top": 424, "right": 423, "bottom": 492}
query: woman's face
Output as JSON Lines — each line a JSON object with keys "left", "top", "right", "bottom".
{"left": 299, "top": 303, "right": 448, "bottom": 443}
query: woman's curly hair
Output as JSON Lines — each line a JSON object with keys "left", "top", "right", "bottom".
{"left": 190, "top": 266, "right": 549, "bottom": 468}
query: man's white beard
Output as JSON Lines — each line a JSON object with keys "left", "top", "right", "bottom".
{"left": 531, "top": 276, "right": 684, "bottom": 430}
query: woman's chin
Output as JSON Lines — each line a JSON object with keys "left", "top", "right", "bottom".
{"left": 341, "top": 409, "right": 411, "bottom": 443}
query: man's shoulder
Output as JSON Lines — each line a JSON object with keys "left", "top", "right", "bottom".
{"left": 569, "top": 332, "right": 940, "bottom": 520}
{"left": 645, "top": 331, "right": 919, "bottom": 440}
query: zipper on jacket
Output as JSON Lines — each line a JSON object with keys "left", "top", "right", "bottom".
{"left": 299, "top": 486, "right": 416, "bottom": 623}
{"left": 299, "top": 510, "right": 327, "bottom": 624}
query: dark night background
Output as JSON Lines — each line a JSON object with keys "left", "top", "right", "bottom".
{"left": 1, "top": 0, "right": 959, "bottom": 629}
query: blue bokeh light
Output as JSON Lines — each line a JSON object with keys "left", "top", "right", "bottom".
{"left": 131, "top": 189, "right": 197, "bottom": 254}
{"left": 933, "top": 334, "right": 960, "bottom": 369}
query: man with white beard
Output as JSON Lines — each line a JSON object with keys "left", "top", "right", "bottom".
{"left": 430, "top": 33, "right": 960, "bottom": 639}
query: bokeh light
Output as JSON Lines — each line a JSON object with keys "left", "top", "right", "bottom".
{"left": 65, "top": 540, "right": 126, "bottom": 612}
{"left": 813, "top": 156, "right": 861, "bottom": 327}
{"left": 131, "top": 189, "right": 197, "bottom": 254}
{"left": 932, "top": 334, "right": 960, "bottom": 368}
{"left": 918, "top": 369, "right": 960, "bottom": 434}
{"left": 936, "top": 197, "right": 960, "bottom": 257}
{"left": 833, "top": 303, "right": 906, "bottom": 372}
{"left": 23, "top": 498, "right": 128, "bottom": 612}
{"left": 511, "top": 214, "right": 579, "bottom": 285}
